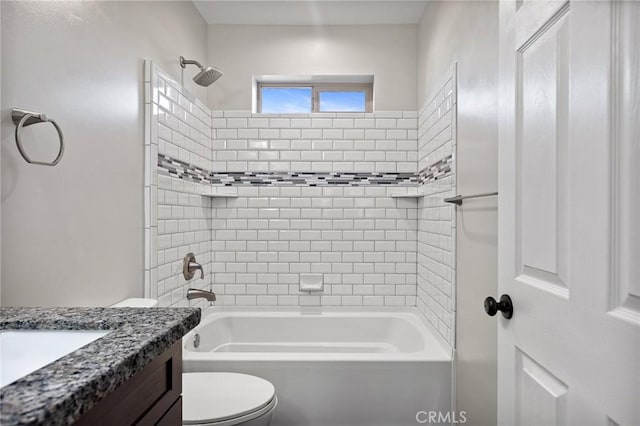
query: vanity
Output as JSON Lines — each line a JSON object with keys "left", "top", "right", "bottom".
{"left": 0, "top": 306, "right": 200, "bottom": 425}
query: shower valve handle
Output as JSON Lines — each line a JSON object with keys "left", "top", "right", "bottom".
{"left": 183, "top": 253, "right": 204, "bottom": 280}
{"left": 484, "top": 294, "right": 513, "bottom": 319}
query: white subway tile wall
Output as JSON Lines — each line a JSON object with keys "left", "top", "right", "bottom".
{"left": 144, "top": 61, "right": 456, "bottom": 338}
{"left": 211, "top": 111, "right": 418, "bottom": 174}
{"left": 416, "top": 66, "right": 457, "bottom": 345}
{"left": 145, "top": 62, "right": 212, "bottom": 309}
{"left": 210, "top": 111, "right": 419, "bottom": 307}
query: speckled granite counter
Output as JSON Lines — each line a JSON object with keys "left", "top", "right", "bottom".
{"left": 0, "top": 307, "right": 201, "bottom": 425}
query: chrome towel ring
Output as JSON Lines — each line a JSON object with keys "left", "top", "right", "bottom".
{"left": 12, "top": 108, "right": 65, "bottom": 166}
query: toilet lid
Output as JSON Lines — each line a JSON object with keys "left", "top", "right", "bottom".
{"left": 183, "top": 373, "right": 276, "bottom": 424}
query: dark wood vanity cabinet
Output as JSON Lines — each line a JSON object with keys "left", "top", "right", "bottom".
{"left": 76, "top": 341, "right": 182, "bottom": 426}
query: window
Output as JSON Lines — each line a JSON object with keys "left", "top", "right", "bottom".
{"left": 257, "top": 82, "right": 373, "bottom": 113}
{"left": 260, "top": 86, "right": 313, "bottom": 113}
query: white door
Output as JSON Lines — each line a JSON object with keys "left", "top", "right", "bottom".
{"left": 498, "top": 0, "right": 640, "bottom": 425}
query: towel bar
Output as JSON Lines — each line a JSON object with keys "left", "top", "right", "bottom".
{"left": 444, "top": 192, "right": 498, "bottom": 206}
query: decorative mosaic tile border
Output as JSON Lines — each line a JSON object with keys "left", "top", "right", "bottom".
{"left": 158, "top": 153, "right": 452, "bottom": 187}
{"left": 158, "top": 154, "right": 211, "bottom": 184}
{"left": 208, "top": 171, "right": 417, "bottom": 186}
{"left": 418, "top": 154, "right": 454, "bottom": 185}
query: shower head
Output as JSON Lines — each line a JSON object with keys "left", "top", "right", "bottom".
{"left": 179, "top": 56, "right": 222, "bottom": 87}
{"left": 193, "top": 66, "right": 223, "bottom": 86}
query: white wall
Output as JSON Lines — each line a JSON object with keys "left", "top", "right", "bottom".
{"left": 418, "top": 1, "right": 499, "bottom": 424}
{"left": 206, "top": 24, "right": 417, "bottom": 111}
{"left": 1, "top": 1, "right": 207, "bottom": 307}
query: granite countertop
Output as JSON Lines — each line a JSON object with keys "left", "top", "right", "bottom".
{"left": 0, "top": 306, "right": 201, "bottom": 425}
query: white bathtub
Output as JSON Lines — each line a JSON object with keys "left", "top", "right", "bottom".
{"left": 183, "top": 308, "right": 452, "bottom": 426}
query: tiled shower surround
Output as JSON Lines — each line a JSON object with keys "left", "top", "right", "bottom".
{"left": 417, "top": 66, "right": 457, "bottom": 345}
{"left": 208, "top": 111, "right": 420, "bottom": 308}
{"left": 144, "top": 62, "right": 214, "bottom": 310}
{"left": 144, "top": 61, "right": 456, "bottom": 345}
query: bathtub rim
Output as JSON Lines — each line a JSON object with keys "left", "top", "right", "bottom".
{"left": 182, "top": 306, "right": 453, "bottom": 363}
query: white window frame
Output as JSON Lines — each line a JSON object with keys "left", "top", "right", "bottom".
{"left": 257, "top": 82, "right": 373, "bottom": 113}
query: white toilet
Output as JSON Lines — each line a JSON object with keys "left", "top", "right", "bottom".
{"left": 182, "top": 372, "right": 277, "bottom": 426}
{"left": 111, "top": 299, "right": 277, "bottom": 426}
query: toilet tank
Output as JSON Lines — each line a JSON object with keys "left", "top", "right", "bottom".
{"left": 110, "top": 298, "right": 158, "bottom": 308}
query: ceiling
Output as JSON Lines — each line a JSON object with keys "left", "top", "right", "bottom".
{"left": 193, "top": 1, "right": 430, "bottom": 25}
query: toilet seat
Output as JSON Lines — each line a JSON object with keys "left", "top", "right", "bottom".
{"left": 183, "top": 372, "right": 277, "bottom": 426}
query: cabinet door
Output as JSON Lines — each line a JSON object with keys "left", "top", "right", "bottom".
{"left": 76, "top": 341, "right": 182, "bottom": 425}
{"left": 156, "top": 397, "right": 182, "bottom": 426}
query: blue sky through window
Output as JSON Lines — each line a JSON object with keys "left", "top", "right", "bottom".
{"left": 261, "top": 87, "right": 368, "bottom": 113}
{"left": 319, "top": 91, "right": 366, "bottom": 112}
{"left": 261, "top": 87, "right": 312, "bottom": 113}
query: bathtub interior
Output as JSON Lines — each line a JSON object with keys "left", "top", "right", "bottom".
{"left": 184, "top": 308, "right": 452, "bottom": 360}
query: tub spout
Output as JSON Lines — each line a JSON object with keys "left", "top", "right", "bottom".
{"left": 187, "top": 288, "right": 216, "bottom": 302}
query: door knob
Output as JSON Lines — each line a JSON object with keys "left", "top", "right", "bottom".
{"left": 484, "top": 294, "right": 513, "bottom": 319}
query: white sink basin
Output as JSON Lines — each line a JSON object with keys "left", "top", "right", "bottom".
{"left": 0, "top": 329, "right": 110, "bottom": 388}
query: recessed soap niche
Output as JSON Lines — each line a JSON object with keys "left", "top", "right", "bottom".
{"left": 300, "top": 274, "right": 323, "bottom": 292}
